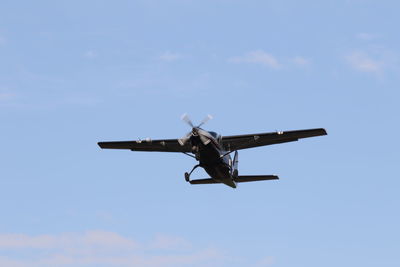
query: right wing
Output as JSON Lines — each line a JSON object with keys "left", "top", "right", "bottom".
{"left": 221, "top": 128, "right": 327, "bottom": 151}
{"left": 98, "top": 138, "right": 191, "bottom": 153}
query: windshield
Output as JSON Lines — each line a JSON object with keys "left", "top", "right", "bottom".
{"left": 209, "top": 131, "right": 221, "bottom": 140}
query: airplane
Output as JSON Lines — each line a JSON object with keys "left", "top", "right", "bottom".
{"left": 98, "top": 115, "right": 327, "bottom": 188}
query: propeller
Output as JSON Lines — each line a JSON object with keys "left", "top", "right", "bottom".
{"left": 181, "top": 113, "right": 194, "bottom": 128}
{"left": 178, "top": 114, "right": 213, "bottom": 146}
{"left": 198, "top": 114, "right": 213, "bottom": 127}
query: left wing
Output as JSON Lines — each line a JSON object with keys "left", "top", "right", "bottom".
{"left": 98, "top": 138, "right": 191, "bottom": 153}
{"left": 221, "top": 128, "right": 327, "bottom": 151}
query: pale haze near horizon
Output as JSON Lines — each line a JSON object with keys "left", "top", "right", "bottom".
{"left": 0, "top": 1, "right": 399, "bottom": 266}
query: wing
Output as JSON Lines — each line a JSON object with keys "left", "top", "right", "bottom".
{"left": 221, "top": 128, "right": 327, "bottom": 151}
{"left": 98, "top": 138, "right": 191, "bottom": 153}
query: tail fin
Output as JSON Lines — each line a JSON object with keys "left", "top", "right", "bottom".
{"left": 234, "top": 175, "right": 279, "bottom": 183}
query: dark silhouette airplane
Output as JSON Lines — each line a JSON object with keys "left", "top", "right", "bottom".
{"left": 98, "top": 115, "right": 327, "bottom": 188}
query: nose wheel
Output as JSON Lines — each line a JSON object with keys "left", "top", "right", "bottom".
{"left": 184, "top": 164, "right": 200, "bottom": 182}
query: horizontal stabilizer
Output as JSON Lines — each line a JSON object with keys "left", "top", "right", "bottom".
{"left": 189, "top": 178, "right": 220, "bottom": 184}
{"left": 234, "top": 175, "right": 279, "bottom": 183}
{"left": 189, "top": 175, "right": 279, "bottom": 185}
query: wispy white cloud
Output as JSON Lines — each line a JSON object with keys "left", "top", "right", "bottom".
{"left": 229, "top": 50, "right": 281, "bottom": 69}
{"left": 229, "top": 51, "right": 314, "bottom": 70}
{"left": 0, "top": 231, "right": 137, "bottom": 250}
{"left": 84, "top": 50, "right": 97, "bottom": 59}
{"left": 0, "top": 33, "right": 6, "bottom": 45}
{"left": 0, "top": 87, "right": 15, "bottom": 103}
{"left": 0, "top": 231, "right": 224, "bottom": 267}
{"left": 356, "top": 33, "right": 378, "bottom": 41}
{"left": 346, "top": 51, "right": 383, "bottom": 74}
{"left": 159, "top": 51, "right": 182, "bottom": 62}
{"left": 256, "top": 256, "right": 275, "bottom": 266}
{"left": 291, "top": 56, "right": 311, "bottom": 67}
{"left": 0, "top": 92, "right": 15, "bottom": 101}
{"left": 149, "top": 234, "right": 191, "bottom": 250}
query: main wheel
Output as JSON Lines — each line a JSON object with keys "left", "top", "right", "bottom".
{"left": 232, "top": 169, "right": 239, "bottom": 179}
{"left": 184, "top": 172, "right": 190, "bottom": 182}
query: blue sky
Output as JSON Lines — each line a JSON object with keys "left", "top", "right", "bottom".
{"left": 0, "top": 0, "right": 399, "bottom": 266}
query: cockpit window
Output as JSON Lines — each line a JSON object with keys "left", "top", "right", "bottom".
{"left": 209, "top": 131, "right": 221, "bottom": 144}
{"left": 209, "top": 131, "right": 218, "bottom": 138}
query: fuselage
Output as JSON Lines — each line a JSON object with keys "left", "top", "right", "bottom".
{"left": 190, "top": 130, "right": 237, "bottom": 188}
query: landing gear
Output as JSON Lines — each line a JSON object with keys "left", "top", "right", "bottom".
{"left": 184, "top": 164, "right": 201, "bottom": 182}
{"left": 232, "top": 169, "right": 239, "bottom": 179}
